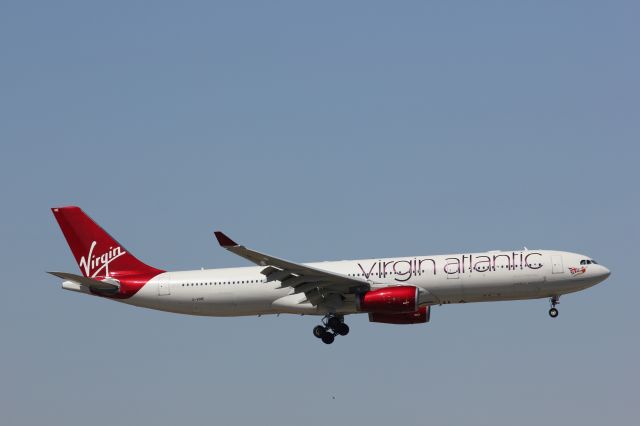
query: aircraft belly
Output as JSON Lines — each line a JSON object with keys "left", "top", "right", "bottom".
{"left": 461, "top": 272, "right": 543, "bottom": 301}
{"left": 425, "top": 271, "right": 544, "bottom": 303}
{"left": 126, "top": 280, "right": 288, "bottom": 317}
{"left": 425, "top": 280, "right": 462, "bottom": 303}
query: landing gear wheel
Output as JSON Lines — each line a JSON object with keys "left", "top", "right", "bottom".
{"left": 335, "top": 323, "right": 350, "bottom": 336}
{"left": 321, "top": 333, "right": 335, "bottom": 344}
{"left": 327, "top": 316, "right": 341, "bottom": 330}
{"left": 313, "top": 325, "right": 326, "bottom": 338}
{"left": 548, "top": 296, "right": 559, "bottom": 318}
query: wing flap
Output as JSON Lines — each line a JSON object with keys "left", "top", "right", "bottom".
{"left": 265, "top": 269, "right": 295, "bottom": 283}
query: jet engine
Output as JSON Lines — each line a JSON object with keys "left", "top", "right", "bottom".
{"left": 356, "top": 286, "right": 419, "bottom": 314}
{"left": 368, "top": 306, "right": 431, "bottom": 324}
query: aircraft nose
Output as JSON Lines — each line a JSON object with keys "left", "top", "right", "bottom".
{"left": 599, "top": 265, "right": 611, "bottom": 280}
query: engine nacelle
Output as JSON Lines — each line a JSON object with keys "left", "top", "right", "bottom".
{"left": 369, "top": 306, "right": 431, "bottom": 324}
{"left": 356, "top": 286, "right": 418, "bottom": 314}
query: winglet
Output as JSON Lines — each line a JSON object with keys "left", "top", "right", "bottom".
{"left": 214, "top": 231, "right": 238, "bottom": 247}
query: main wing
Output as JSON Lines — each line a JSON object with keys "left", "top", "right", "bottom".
{"left": 214, "top": 231, "right": 369, "bottom": 305}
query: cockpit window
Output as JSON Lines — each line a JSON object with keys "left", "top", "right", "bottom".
{"left": 580, "top": 259, "right": 596, "bottom": 265}
{"left": 591, "top": 260, "right": 598, "bottom": 264}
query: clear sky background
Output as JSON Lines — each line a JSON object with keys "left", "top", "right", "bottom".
{"left": 1, "top": 1, "right": 638, "bottom": 425}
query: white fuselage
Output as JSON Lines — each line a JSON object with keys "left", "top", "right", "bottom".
{"left": 125, "top": 249, "right": 610, "bottom": 317}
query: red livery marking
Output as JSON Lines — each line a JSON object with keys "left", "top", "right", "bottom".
{"left": 51, "top": 206, "right": 164, "bottom": 299}
{"left": 569, "top": 266, "right": 587, "bottom": 276}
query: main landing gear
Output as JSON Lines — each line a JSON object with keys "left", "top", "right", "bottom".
{"left": 313, "top": 314, "right": 350, "bottom": 344}
{"left": 549, "top": 296, "right": 559, "bottom": 318}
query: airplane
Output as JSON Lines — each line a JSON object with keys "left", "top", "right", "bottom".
{"left": 48, "top": 206, "right": 611, "bottom": 344}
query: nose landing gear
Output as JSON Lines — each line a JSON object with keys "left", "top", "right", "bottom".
{"left": 548, "top": 296, "right": 559, "bottom": 318}
{"left": 313, "top": 314, "right": 350, "bottom": 344}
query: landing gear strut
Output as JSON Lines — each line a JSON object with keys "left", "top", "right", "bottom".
{"left": 549, "top": 296, "right": 559, "bottom": 318}
{"left": 313, "top": 314, "right": 350, "bottom": 344}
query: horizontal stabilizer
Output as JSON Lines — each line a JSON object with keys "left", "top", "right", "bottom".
{"left": 47, "top": 271, "right": 120, "bottom": 293}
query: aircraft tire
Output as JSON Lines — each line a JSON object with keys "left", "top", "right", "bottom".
{"left": 327, "top": 317, "right": 341, "bottom": 330}
{"left": 335, "top": 323, "right": 350, "bottom": 336}
{"left": 321, "top": 333, "right": 335, "bottom": 344}
{"left": 313, "top": 325, "right": 326, "bottom": 338}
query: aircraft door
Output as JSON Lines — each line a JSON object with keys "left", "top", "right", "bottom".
{"left": 158, "top": 273, "right": 171, "bottom": 296}
{"left": 551, "top": 255, "right": 564, "bottom": 274}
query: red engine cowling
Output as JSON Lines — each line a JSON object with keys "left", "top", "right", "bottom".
{"left": 369, "top": 306, "right": 431, "bottom": 324}
{"left": 356, "top": 286, "right": 418, "bottom": 314}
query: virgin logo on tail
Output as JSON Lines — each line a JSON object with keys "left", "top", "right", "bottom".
{"left": 79, "top": 241, "right": 127, "bottom": 277}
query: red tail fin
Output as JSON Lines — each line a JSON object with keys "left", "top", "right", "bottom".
{"left": 51, "top": 206, "right": 163, "bottom": 278}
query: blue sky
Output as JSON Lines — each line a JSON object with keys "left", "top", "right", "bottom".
{"left": 1, "top": 1, "right": 638, "bottom": 425}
